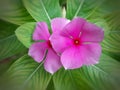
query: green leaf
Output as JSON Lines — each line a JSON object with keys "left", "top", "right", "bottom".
{"left": 0, "top": 59, "right": 14, "bottom": 76}
{"left": 102, "top": 31, "right": 120, "bottom": 53}
{"left": 59, "top": 0, "right": 67, "bottom": 7}
{"left": 5, "top": 55, "right": 52, "bottom": 90}
{"left": 53, "top": 68, "right": 92, "bottom": 90}
{"left": 103, "top": 51, "right": 120, "bottom": 62}
{"left": 15, "top": 22, "right": 36, "bottom": 48}
{"left": 101, "top": 12, "right": 120, "bottom": 60}
{"left": 0, "top": 0, "right": 34, "bottom": 25}
{"left": 53, "top": 54, "right": 120, "bottom": 90}
{"left": 0, "top": 35, "right": 27, "bottom": 61}
{"left": 0, "top": 19, "right": 27, "bottom": 61}
{"left": 100, "top": 1, "right": 120, "bottom": 61}
{"left": 99, "top": 0, "right": 120, "bottom": 16}
{"left": 46, "top": 79, "right": 55, "bottom": 90}
{"left": 66, "top": 0, "right": 103, "bottom": 19}
{"left": 0, "top": 20, "right": 18, "bottom": 39}
{"left": 23, "top": 0, "right": 62, "bottom": 26}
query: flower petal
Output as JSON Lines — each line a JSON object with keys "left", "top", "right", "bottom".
{"left": 28, "top": 42, "right": 47, "bottom": 63}
{"left": 81, "top": 22, "right": 104, "bottom": 42}
{"left": 33, "top": 22, "right": 50, "bottom": 41}
{"left": 44, "top": 48, "right": 62, "bottom": 74}
{"left": 61, "top": 43, "right": 101, "bottom": 69}
{"left": 81, "top": 43, "right": 101, "bottom": 65}
{"left": 61, "top": 46, "right": 83, "bottom": 69}
{"left": 50, "top": 33, "right": 73, "bottom": 54}
{"left": 51, "top": 18, "right": 70, "bottom": 33}
{"left": 61, "top": 17, "right": 86, "bottom": 38}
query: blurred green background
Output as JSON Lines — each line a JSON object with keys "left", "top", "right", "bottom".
{"left": 0, "top": 0, "right": 120, "bottom": 90}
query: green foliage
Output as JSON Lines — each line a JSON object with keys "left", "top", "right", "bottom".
{"left": 0, "top": 59, "right": 14, "bottom": 76}
{"left": 53, "top": 54, "right": 120, "bottom": 90}
{"left": 23, "top": 0, "right": 62, "bottom": 27}
{"left": 66, "top": 0, "right": 103, "bottom": 19}
{"left": 0, "top": 0, "right": 34, "bottom": 25}
{"left": 3, "top": 54, "right": 120, "bottom": 90}
{"left": 0, "top": 0, "right": 120, "bottom": 90}
{"left": 102, "top": 12, "right": 120, "bottom": 53}
{"left": 0, "top": 20, "right": 27, "bottom": 61}
{"left": 99, "top": 0, "right": 120, "bottom": 15}
{"left": 15, "top": 22, "right": 36, "bottom": 48}
{"left": 6, "top": 55, "right": 52, "bottom": 90}
{"left": 0, "top": 20, "right": 18, "bottom": 39}
{"left": 0, "top": 35, "right": 27, "bottom": 60}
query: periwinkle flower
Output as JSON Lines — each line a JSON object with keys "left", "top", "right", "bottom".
{"left": 28, "top": 22, "right": 62, "bottom": 74}
{"left": 50, "top": 17, "right": 104, "bottom": 69}
{"left": 29, "top": 17, "right": 104, "bottom": 73}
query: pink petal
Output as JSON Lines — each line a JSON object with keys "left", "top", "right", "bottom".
{"left": 51, "top": 18, "right": 70, "bottom": 33}
{"left": 50, "top": 33, "right": 73, "bottom": 54}
{"left": 61, "top": 46, "right": 83, "bottom": 69}
{"left": 28, "top": 42, "right": 47, "bottom": 63}
{"left": 33, "top": 22, "right": 50, "bottom": 41}
{"left": 61, "top": 43, "right": 101, "bottom": 69}
{"left": 61, "top": 17, "right": 86, "bottom": 38}
{"left": 44, "top": 48, "right": 62, "bottom": 74}
{"left": 81, "top": 22, "right": 104, "bottom": 42}
{"left": 81, "top": 43, "right": 101, "bottom": 65}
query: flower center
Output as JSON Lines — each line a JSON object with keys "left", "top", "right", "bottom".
{"left": 73, "top": 39, "right": 81, "bottom": 46}
{"left": 47, "top": 40, "right": 52, "bottom": 48}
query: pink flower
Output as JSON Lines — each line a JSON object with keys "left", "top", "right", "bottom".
{"left": 28, "top": 22, "right": 62, "bottom": 74}
{"left": 50, "top": 17, "right": 104, "bottom": 69}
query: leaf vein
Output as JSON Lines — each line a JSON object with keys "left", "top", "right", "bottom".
{"left": 74, "top": 0, "right": 84, "bottom": 18}
{"left": 40, "top": 0, "right": 51, "bottom": 22}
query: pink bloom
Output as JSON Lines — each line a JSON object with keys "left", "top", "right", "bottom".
{"left": 50, "top": 17, "right": 104, "bottom": 69}
{"left": 28, "top": 22, "right": 62, "bottom": 74}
